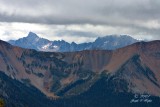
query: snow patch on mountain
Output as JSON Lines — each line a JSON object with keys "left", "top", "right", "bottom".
{"left": 42, "top": 43, "right": 52, "bottom": 50}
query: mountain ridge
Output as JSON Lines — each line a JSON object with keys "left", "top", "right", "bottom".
{"left": 0, "top": 39, "right": 160, "bottom": 106}
{"left": 8, "top": 32, "right": 139, "bottom": 52}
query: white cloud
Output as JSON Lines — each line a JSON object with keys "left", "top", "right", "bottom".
{"left": 1, "top": 22, "right": 159, "bottom": 43}
{"left": 0, "top": 0, "right": 160, "bottom": 42}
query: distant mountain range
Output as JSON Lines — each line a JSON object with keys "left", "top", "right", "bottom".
{"left": 0, "top": 39, "right": 160, "bottom": 106}
{"left": 8, "top": 32, "right": 139, "bottom": 52}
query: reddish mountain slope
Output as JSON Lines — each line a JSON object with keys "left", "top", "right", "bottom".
{"left": 0, "top": 40, "right": 160, "bottom": 97}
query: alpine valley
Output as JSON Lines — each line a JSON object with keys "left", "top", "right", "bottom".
{"left": 0, "top": 38, "right": 160, "bottom": 107}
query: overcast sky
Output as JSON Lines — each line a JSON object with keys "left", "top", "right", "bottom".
{"left": 0, "top": 0, "right": 160, "bottom": 43}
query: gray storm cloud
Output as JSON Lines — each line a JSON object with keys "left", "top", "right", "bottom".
{"left": 0, "top": 0, "right": 160, "bottom": 41}
{"left": 0, "top": 0, "right": 160, "bottom": 24}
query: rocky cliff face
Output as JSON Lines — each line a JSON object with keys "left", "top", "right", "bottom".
{"left": 0, "top": 40, "right": 160, "bottom": 99}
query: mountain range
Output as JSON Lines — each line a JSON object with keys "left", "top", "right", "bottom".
{"left": 8, "top": 32, "right": 139, "bottom": 52}
{"left": 0, "top": 39, "right": 160, "bottom": 106}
